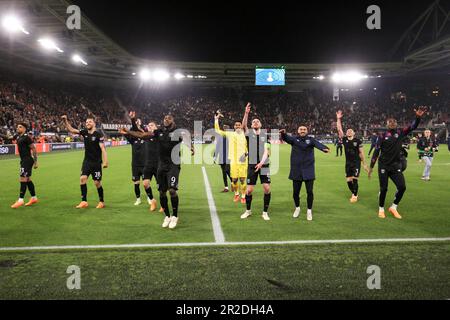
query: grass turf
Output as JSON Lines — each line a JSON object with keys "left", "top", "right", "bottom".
{"left": 207, "top": 144, "right": 450, "bottom": 242}
{"left": 0, "top": 243, "right": 449, "bottom": 300}
{"left": 0, "top": 144, "right": 449, "bottom": 299}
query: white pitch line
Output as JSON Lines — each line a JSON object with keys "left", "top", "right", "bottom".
{"left": 202, "top": 166, "right": 225, "bottom": 243}
{"left": 0, "top": 237, "right": 449, "bottom": 252}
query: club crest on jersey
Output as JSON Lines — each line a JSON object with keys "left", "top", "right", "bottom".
{"left": 381, "top": 169, "right": 386, "bottom": 174}
{"left": 394, "top": 134, "right": 399, "bottom": 138}
{"left": 306, "top": 139, "right": 311, "bottom": 144}
{"left": 91, "top": 137, "right": 96, "bottom": 141}
{"left": 353, "top": 142, "right": 357, "bottom": 147}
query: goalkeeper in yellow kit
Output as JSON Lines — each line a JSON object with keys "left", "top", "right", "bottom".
{"left": 214, "top": 107, "right": 249, "bottom": 204}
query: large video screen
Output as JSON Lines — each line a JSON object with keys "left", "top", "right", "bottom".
{"left": 255, "top": 67, "right": 285, "bottom": 86}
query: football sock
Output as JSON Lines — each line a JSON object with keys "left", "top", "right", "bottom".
{"left": 27, "top": 181, "right": 36, "bottom": 197}
{"left": 19, "top": 182, "right": 27, "bottom": 200}
{"left": 264, "top": 193, "right": 271, "bottom": 212}
{"left": 160, "top": 194, "right": 170, "bottom": 217}
{"left": 170, "top": 194, "right": 179, "bottom": 217}
{"left": 81, "top": 184, "right": 87, "bottom": 202}
{"left": 347, "top": 181, "right": 354, "bottom": 194}
{"left": 97, "top": 186, "right": 104, "bottom": 202}
{"left": 145, "top": 186, "right": 153, "bottom": 200}
{"left": 352, "top": 180, "right": 359, "bottom": 196}
{"left": 245, "top": 194, "right": 252, "bottom": 211}
{"left": 134, "top": 184, "right": 141, "bottom": 199}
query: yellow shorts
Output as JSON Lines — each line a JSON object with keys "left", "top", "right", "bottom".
{"left": 230, "top": 163, "right": 247, "bottom": 179}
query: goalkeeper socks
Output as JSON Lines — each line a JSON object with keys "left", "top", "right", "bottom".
{"left": 81, "top": 184, "right": 87, "bottom": 202}
{"left": 27, "top": 181, "right": 36, "bottom": 197}
{"left": 19, "top": 182, "right": 27, "bottom": 199}
{"left": 245, "top": 194, "right": 253, "bottom": 211}
{"left": 232, "top": 181, "right": 238, "bottom": 194}
{"left": 170, "top": 194, "right": 179, "bottom": 217}
{"left": 145, "top": 186, "right": 154, "bottom": 200}
{"left": 134, "top": 184, "right": 141, "bottom": 199}
{"left": 240, "top": 182, "right": 247, "bottom": 198}
{"left": 352, "top": 180, "right": 359, "bottom": 196}
{"left": 97, "top": 186, "right": 104, "bottom": 202}
{"left": 264, "top": 193, "right": 271, "bottom": 212}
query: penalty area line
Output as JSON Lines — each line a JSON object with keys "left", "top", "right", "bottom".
{"left": 1, "top": 237, "right": 449, "bottom": 252}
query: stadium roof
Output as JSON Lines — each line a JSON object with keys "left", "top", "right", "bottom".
{"left": 0, "top": 0, "right": 449, "bottom": 87}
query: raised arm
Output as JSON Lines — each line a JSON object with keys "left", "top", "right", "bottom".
{"left": 279, "top": 129, "right": 295, "bottom": 145}
{"left": 214, "top": 113, "right": 227, "bottom": 137}
{"left": 336, "top": 110, "right": 344, "bottom": 139}
{"left": 242, "top": 103, "right": 251, "bottom": 133}
{"left": 61, "top": 115, "right": 80, "bottom": 134}
{"left": 402, "top": 106, "right": 427, "bottom": 136}
{"left": 119, "top": 127, "right": 154, "bottom": 139}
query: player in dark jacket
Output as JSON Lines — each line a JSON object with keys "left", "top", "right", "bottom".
{"left": 280, "top": 126, "right": 330, "bottom": 221}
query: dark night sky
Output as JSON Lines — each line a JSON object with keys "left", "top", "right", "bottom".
{"left": 71, "top": 0, "right": 435, "bottom": 63}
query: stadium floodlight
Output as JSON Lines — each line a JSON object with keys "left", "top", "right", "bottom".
{"left": 152, "top": 69, "right": 170, "bottom": 82}
{"left": 331, "top": 71, "right": 368, "bottom": 84}
{"left": 139, "top": 69, "right": 152, "bottom": 81}
{"left": 1, "top": 15, "right": 29, "bottom": 34}
{"left": 174, "top": 72, "right": 185, "bottom": 80}
{"left": 37, "top": 38, "right": 64, "bottom": 53}
{"left": 72, "top": 54, "right": 88, "bottom": 66}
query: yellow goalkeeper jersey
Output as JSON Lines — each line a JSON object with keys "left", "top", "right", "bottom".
{"left": 215, "top": 120, "right": 248, "bottom": 165}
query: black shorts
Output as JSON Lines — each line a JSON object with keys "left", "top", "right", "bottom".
{"left": 81, "top": 161, "right": 102, "bottom": 181}
{"left": 247, "top": 165, "right": 271, "bottom": 185}
{"left": 345, "top": 162, "right": 361, "bottom": 178}
{"left": 378, "top": 162, "right": 404, "bottom": 178}
{"left": 20, "top": 159, "right": 34, "bottom": 178}
{"left": 132, "top": 166, "right": 144, "bottom": 182}
{"left": 157, "top": 165, "right": 181, "bottom": 192}
{"left": 143, "top": 164, "right": 158, "bottom": 181}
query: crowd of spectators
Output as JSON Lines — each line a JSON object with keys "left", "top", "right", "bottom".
{"left": 0, "top": 74, "right": 125, "bottom": 143}
{"left": 1, "top": 72, "right": 449, "bottom": 145}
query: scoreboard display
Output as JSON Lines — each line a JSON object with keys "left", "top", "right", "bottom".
{"left": 255, "top": 67, "right": 285, "bottom": 86}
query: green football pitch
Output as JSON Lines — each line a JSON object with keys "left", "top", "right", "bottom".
{"left": 0, "top": 145, "right": 449, "bottom": 299}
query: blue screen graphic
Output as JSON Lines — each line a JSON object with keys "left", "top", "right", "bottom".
{"left": 255, "top": 68, "right": 285, "bottom": 86}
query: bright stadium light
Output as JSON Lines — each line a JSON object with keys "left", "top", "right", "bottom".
{"left": 331, "top": 71, "right": 368, "bottom": 84}
{"left": 152, "top": 69, "right": 170, "bottom": 82}
{"left": 139, "top": 69, "right": 152, "bottom": 81}
{"left": 2, "top": 15, "right": 29, "bottom": 34}
{"left": 37, "top": 38, "right": 64, "bottom": 53}
{"left": 174, "top": 72, "right": 185, "bottom": 80}
{"left": 72, "top": 54, "right": 88, "bottom": 66}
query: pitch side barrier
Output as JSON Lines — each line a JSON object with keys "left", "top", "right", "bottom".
{"left": 0, "top": 141, "right": 128, "bottom": 157}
